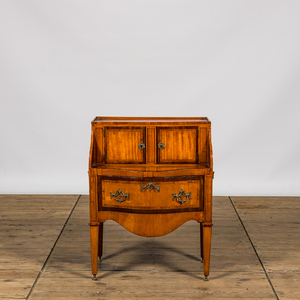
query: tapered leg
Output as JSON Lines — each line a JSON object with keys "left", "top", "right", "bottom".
{"left": 98, "top": 222, "right": 103, "bottom": 260}
{"left": 203, "top": 223, "right": 213, "bottom": 281}
{"left": 200, "top": 222, "right": 204, "bottom": 263}
{"left": 90, "top": 224, "right": 99, "bottom": 280}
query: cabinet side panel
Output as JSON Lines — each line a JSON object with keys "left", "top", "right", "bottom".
{"left": 204, "top": 175, "right": 213, "bottom": 222}
{"left": 89, "top": 175, "right": 98, "bottom": 221}
{"left": 146, "top": 127, "right": 156, "bottom": 164}
{"left": 199, "top": 127, "right": 208, "bottom": 164}
{"left": 89, "top": 128, "right": 94, "bottom": 169}
{"left": 208, "top": 126, "right": 213, "bottom": 170}
{"left": 94, "top": 128, "right": 104, "bottom": 164}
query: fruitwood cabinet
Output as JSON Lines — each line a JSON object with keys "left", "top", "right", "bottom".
{"left": 88, "top": 117, "right": 214, "bottom": 280}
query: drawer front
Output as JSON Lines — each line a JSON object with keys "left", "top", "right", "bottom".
{"left": 100, "top": 177, "right": 203, "bottom": 211}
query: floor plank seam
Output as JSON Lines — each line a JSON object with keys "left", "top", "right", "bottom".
{"left": 228, "top": 196, "right": 279, "bottom": 300}
{"left": 25, "top": 194, "right": 82, "bottom": 300}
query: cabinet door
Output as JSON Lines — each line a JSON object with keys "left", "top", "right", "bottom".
{"left": 105, "top": 127, "right": 146, "bottom": 164}
{"left": 157, "top": 127, "right": 198, "bottom": 164}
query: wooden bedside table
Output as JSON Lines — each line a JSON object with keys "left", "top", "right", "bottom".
{"left": 88, "top": 117, "right": 214, "bottom": 280}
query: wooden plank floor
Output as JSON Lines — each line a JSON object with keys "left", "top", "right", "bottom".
{"left": 0, "top": 195, "right": 299, "bottom": 299}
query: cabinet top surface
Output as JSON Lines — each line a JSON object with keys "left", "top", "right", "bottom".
{"left": 92, "top": 117, "right": 210, "bottom": 125}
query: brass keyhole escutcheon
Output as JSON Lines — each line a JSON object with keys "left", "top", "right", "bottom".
{"left": 158, "top": 142, "right": 165, "bottom": 150}
{"left": 138, "top": 143, "right": 146, "bottom": 150}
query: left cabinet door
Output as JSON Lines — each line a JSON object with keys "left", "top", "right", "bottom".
{"left": 104, "top": 127, "right": 146, "bottom": 164}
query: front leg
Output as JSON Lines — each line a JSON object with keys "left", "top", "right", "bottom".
{"left": 98, "top": 222, "right": 103, "bottom": 260}
{"left": 202, "top": 222, "right": 213, "bottom": 281}
{"left": 200, "top": 222, "right": 204, "bottom": 263}
{"left": 89, "top": 222, "right": 99, "bottom": 280}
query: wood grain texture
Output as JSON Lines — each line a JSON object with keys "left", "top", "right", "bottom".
{"left": 29, "top": 271, "right": 276, "bottom": 300}
{"left": 146, "top": 127, "right": 156, "bottom": 163}
{"left": 97, "top": 211, "right": 204, "bottom": 237}
{"left": 268, "top": 272, "right": 300, "bottom": 299}
{"left": 204, "top": 175, "right": 213, "bottom": 222}
{"left": 101, "top": 178, "right": 201, "bottom": 210}
{"left": 105, "top": 127, "right": 145, "bottom": 164}
{"left": 0, "top": 195, "right": 79, "bottom": 299}
{"left": 4, "top": 195, "right": 300, "bottom": 299}
{"left": 89, "top": 225, "right": 98, "bottom": 276}
{"left": 199, "top": 127, "right": 208, "bottom": 164}
{"left": 231, "top": 196, "right": 300, "bottom": 272}
{"left": 93, "top": 127, "right": 104, "bottom": 164}
{"left": 93, "top": 116, "right": 210, "bottom": 125}
{"left": 98, "top": 222, "right": 103, "bottom": 259}
{"left": 157, "top": 127, "right": 198, "bottom": 164}
{"left": 203, "top": 223, "right": 213, "bottom": 276}
{"left": 88, "top": 175, "right": 97, "bottom": 222}
{"left": 0, "top": 271, "right": 39, "bottom": 299}
{"left": 90, "top": 165, "right": 212, "bottom": 178}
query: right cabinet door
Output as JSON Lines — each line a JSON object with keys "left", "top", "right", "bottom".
{"left": 156, "top": 127, "right": 198, "bottom": 164}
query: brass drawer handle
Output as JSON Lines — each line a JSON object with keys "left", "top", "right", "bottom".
{"left": 140, "top": 182, "right": 160, "bottom": 192}
{"left": 158, "top": 142, "right": 165, "bottom": 150}
{"left": 138, "top": 143, "right": 145, "bottom": 150}
{"left": 172, "top": 189, "right": 191, "bottom": 204}
{"left": 110, "top": 189, "right": 129, "bottom": 203}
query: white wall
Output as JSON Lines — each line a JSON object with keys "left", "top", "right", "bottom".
{"left": 1, "top": 0, "right": 300, "bottom": 195}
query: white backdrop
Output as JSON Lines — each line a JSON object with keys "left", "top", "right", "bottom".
{"left": 1, "top": 1, "right": 300, "bottom": 195}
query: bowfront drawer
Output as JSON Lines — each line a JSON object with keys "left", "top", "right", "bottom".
{"left": 99, "top": 176, "right": 203, "bottom": 211}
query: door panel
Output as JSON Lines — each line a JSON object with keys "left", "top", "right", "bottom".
{"left": 105, "top": 127, "right": 145, "bottom": 164}
{"left": 157, "top": 127, "right": 198, "bottom": 164}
